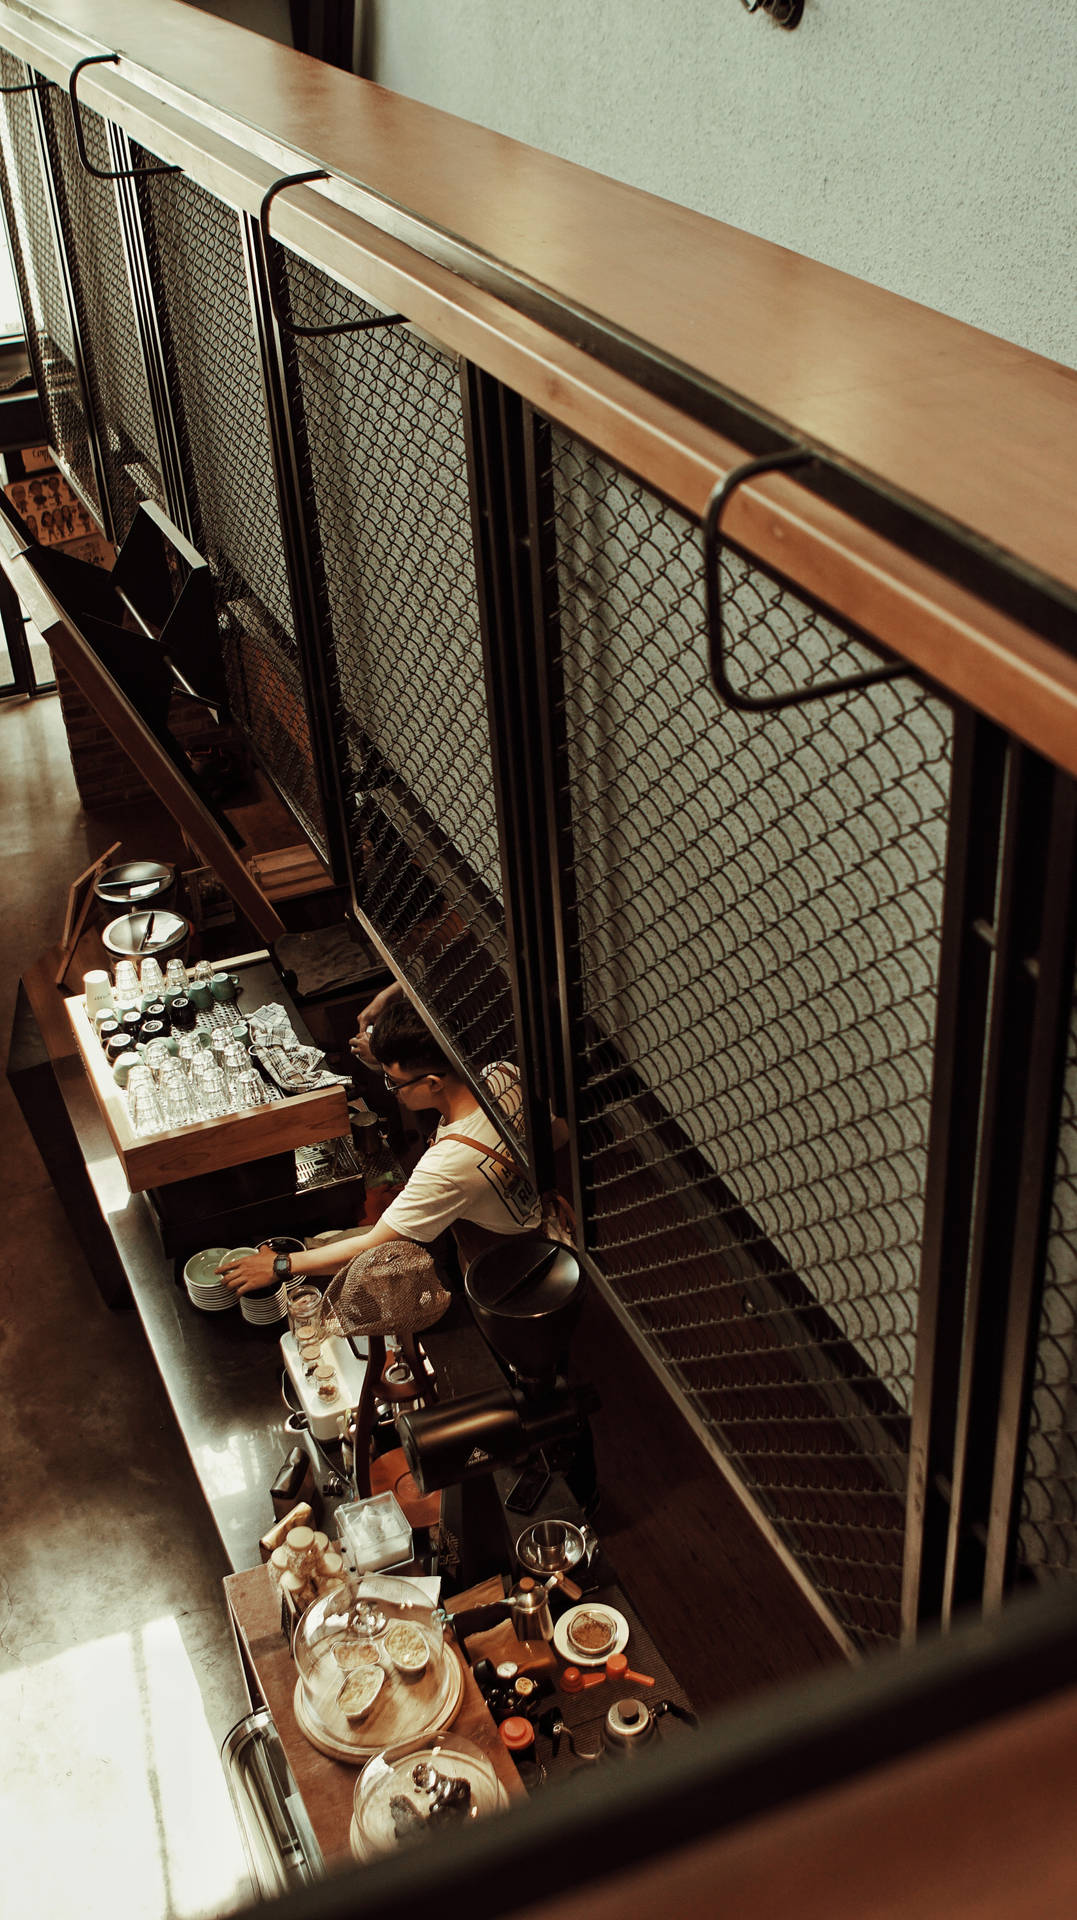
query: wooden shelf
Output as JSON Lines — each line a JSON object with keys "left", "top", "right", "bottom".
{"left": 65, "top": 956, "right": 349, "bottom": 1191}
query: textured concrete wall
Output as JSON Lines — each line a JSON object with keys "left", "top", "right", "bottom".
{"left": 370, "top": 0, "right": 1077, "bottom": 367}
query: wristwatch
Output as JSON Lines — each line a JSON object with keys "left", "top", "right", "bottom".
{"left": 273, "top": 1252, "right": 293, "bottom": 1283}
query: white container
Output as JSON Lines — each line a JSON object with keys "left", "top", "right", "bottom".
{"left": 82, "top": 969, "right": 115, "bottom": 1021}
{"left": 337, "top": 1493, "right": 413, "bottom": 1574}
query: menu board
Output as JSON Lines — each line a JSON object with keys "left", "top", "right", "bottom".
{"left": 4, "top": 459, "right": 114, "bottom": 568}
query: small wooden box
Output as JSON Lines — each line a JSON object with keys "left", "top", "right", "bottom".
{"left": 65, "top": 957, "right": 349, "bottom": 1192}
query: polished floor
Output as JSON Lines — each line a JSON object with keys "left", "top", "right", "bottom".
{"left": 0, "top": 692, "right": 253, "bottom": 1920}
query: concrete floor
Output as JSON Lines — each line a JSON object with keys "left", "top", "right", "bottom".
{"left": 0, "top": 692, "right": 254, "bottom": 1920}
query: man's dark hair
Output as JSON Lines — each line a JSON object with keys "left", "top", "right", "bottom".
{"left": 370, "top": 998, "right": 452, "bottom": 1077}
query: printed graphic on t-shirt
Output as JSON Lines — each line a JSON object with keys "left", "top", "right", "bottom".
{"left": 473, "top": 1148, "right": 537, "bottom": 1224}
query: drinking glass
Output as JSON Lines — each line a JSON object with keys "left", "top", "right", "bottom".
{"left": 141, "top": 1037, "right": 172, "bottom": 1081}
{"left": 139, "top": 956, "right": 165, "bottom": 1001}
{"left": 127, "top": 1079, "right": 165, "bottom": 1136}
{"left": 195, "top": 1065, "right": 231, "bottom": 1119}
{"left": 165, "top": 956, "right": 188, "bottom": 991}
{"left": 159, "top": 1075, "right": 198, "bottom": 1128}
{"left": 112, "top": 959, "right": 141, "bottom": 1010}
{"left": 232, "top": 1070, "right": 266, "bottom": 1110}
{"left": 176, "top": 1033, "right": 202, "bottom": 1077}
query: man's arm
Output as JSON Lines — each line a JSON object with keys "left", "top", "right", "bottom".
{"left": 348, "top": 979, "right": 405, "bottom": 1067}
{"left": 216, "top": 1214, "right": 404, "bottom": 1295}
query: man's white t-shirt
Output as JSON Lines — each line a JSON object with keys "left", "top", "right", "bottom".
{"left": 379, "top": 1063, "right": 542, "bottom": 1245}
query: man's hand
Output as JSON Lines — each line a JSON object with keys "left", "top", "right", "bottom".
{"left": 349, "top": 981, "right": 405, "bottom": 1067}
{"left": 217, "top": 1250, "right": 278, "bottom": 1295}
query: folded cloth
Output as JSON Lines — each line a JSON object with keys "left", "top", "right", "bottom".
{"left": 247, "top": 1004, "right": 351, "bottom": 1093}
{"left": 320, "top": 1240, "right": 452, "bottom": 1338}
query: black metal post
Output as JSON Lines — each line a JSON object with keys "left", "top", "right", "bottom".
{"left": 939, "top": 750, "right": 1077, "bottom": 1622}
{"left": 240, "top": 209, "right": 351, "bottom": 884}
{"left": 26, "top": 77, "right": 115, "bottom": 540}
{"left": 902, "top": 708, "right": 1007, "bottom": 1636}
{"left": 106, "top": 123, "right": 192, "bottom": 542}
{"left": 520, "top": 402, "right": 591, "bottom": 1239}
{"left": 459, "top": 362, "right": 561, "bottom": 1191}
{"left": 982, "top": 768, "right": 1077, "bottom": 1607}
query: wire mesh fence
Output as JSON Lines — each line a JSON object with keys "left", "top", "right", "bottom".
{"left": 0, "top": 57, "right": 100, "bottom": 515}
{"left": 37, "top": 89, "right": 164, "bottom": 539}
{"left": 277, "top": 249, "right": 515, "bottom": 1076}
{"left": 1019, "top": 964, "right": 1077, "bottom": 1579}
{"left": 546, "top": 428, "right": 954, "bottom": 1644}
{"left": 133, "top": 163, "right": 328, "bottom": 857}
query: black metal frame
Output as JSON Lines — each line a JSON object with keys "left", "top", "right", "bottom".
{"left": 241, "top": 208, "right": 352, "bottom": 883}
{"left": 703, "top": 449, "right": 909, "bottom": 712}
{"left": 259, "top": 173, "right": 405, "bottom": 338}
{"left": 67, "top": 57, "right": 181, "bottom": 183}
{"left": 22, "top": 68, "right": 115, "bottom": 538}
{"left": 0, "top": 17, "right": 1075, "bottom": 1651}
{"left": 106, "top": 123, "right": 192, "bottom": 541}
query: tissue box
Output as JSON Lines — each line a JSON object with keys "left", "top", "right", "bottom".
{"left": 337, "top": 1492, "right": 413, "bottom": 1573}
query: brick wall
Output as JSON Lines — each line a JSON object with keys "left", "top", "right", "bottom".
{"left": 54, "top": 661, "right": 233, "bottom": 812}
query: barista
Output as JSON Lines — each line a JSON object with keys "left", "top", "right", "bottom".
{"left": 217, "top": 988, "right": 556, "bottom": 1295}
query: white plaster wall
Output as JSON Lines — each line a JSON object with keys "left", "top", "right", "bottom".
{"left": 369, "top": 0, "right": 1077, "bottom": 367}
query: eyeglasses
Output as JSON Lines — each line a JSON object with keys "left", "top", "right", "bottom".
{"left": 383, "top": 1070, "right": 433, "bottom": 1096}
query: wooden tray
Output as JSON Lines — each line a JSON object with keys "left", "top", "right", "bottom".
{"left": 65, "top": 955, "right": 349, "bottom": 1191}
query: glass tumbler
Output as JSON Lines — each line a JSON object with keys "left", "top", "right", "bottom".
{"left": 139, "top": 956, "right": 165, "bottom": 1001}
{"left": 287, "top": 1284, "right": 323, "bottom": 1371}
{"left": 232, "top": 1070, "right": 266, "bottom": 1111}
{"left": 112, "top": 959, "right": 141, "bottom": 1010}
{"left": 127, "top": 1079, "right": 165, "bottom": 1136}
{"left": 196, "top": 1065, "right": 231, "bottom": 1119}
{"left": 159, "top": 1074, "right": 198, "bottom": 1128}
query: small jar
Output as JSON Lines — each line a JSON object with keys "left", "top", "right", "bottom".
{"left": 498, "top": 1716, "right": 545, "bottom": 1789}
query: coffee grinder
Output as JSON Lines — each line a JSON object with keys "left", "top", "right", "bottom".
{"left": 396, "top": 1239, "right": 599, "bottom": 1589}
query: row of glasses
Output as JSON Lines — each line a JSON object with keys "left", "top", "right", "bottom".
{"left": 125, "top": 1028, "right": 270, "bottom": 1133}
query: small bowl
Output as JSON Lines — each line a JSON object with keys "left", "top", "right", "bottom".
{"left": 337, "top": 1663, "right": 385, "bottom": 1722}
{"left": 384, "top": 1621, "right": 429, "bottom": 1680}
{"left": 566, "top": 1607, "right": 618, "bottom": 1659}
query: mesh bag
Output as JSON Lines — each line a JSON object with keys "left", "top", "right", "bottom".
{"left": 319, "top": 1240, "right": 451, "bottom": 1338}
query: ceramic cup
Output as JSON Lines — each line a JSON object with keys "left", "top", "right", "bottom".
{"left": 186, "top": 981, "right": 213, "bottom": 1011}
{"left": 209, "top": 972, "right": 240, "bottom": 1004}
{"left": 83, "top": 969, "right": 115, "bottom": 1021}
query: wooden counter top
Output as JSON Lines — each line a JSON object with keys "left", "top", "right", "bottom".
{"left": 224, "top": 1565, "right": 524, "bottom": 1869}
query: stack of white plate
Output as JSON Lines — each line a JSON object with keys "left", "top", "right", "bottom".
{"left": 183, "top": 1246, "right": 238, "bottom": 1312}
{"left": 237, "top": 1251, "right": 289, "bottom": 1326}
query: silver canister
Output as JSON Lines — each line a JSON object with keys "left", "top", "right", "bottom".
{"left": 508, "top": 1576, "right": 554, "bottom": 1641}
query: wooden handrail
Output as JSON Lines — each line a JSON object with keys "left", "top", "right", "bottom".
{"left": 1, "top": 0, "right": 1075, "bottom": 769}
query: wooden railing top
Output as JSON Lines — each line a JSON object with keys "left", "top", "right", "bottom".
{"left": 3, "top": 0, "right": 1076, "bottom": 768}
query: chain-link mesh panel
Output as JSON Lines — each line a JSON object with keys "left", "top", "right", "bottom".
{"left": 278, "top": 253, "right": 514, "bottom": 1073}
{"left": 0, "top": 57, "right": 99, "bottom": 515}
{"left": 1018, "top": 967, "right": 1077, "bottom": 1577}
{"left": 134, "top": 164, "right": 327, "bottom": 857}
{"left": 548, "top": 431, "right": 954, "bottom": 1645}
{"left": 35, "top": 90, "right": 163, "bottom": 539}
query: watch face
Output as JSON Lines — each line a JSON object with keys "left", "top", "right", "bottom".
{"left": 274, "top": 1253, "right": 291, "bottom": 1280}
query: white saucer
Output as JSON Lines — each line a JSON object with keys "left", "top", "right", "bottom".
{"left": 553, "top": 1603, "right": 630, "bottom": 1668}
